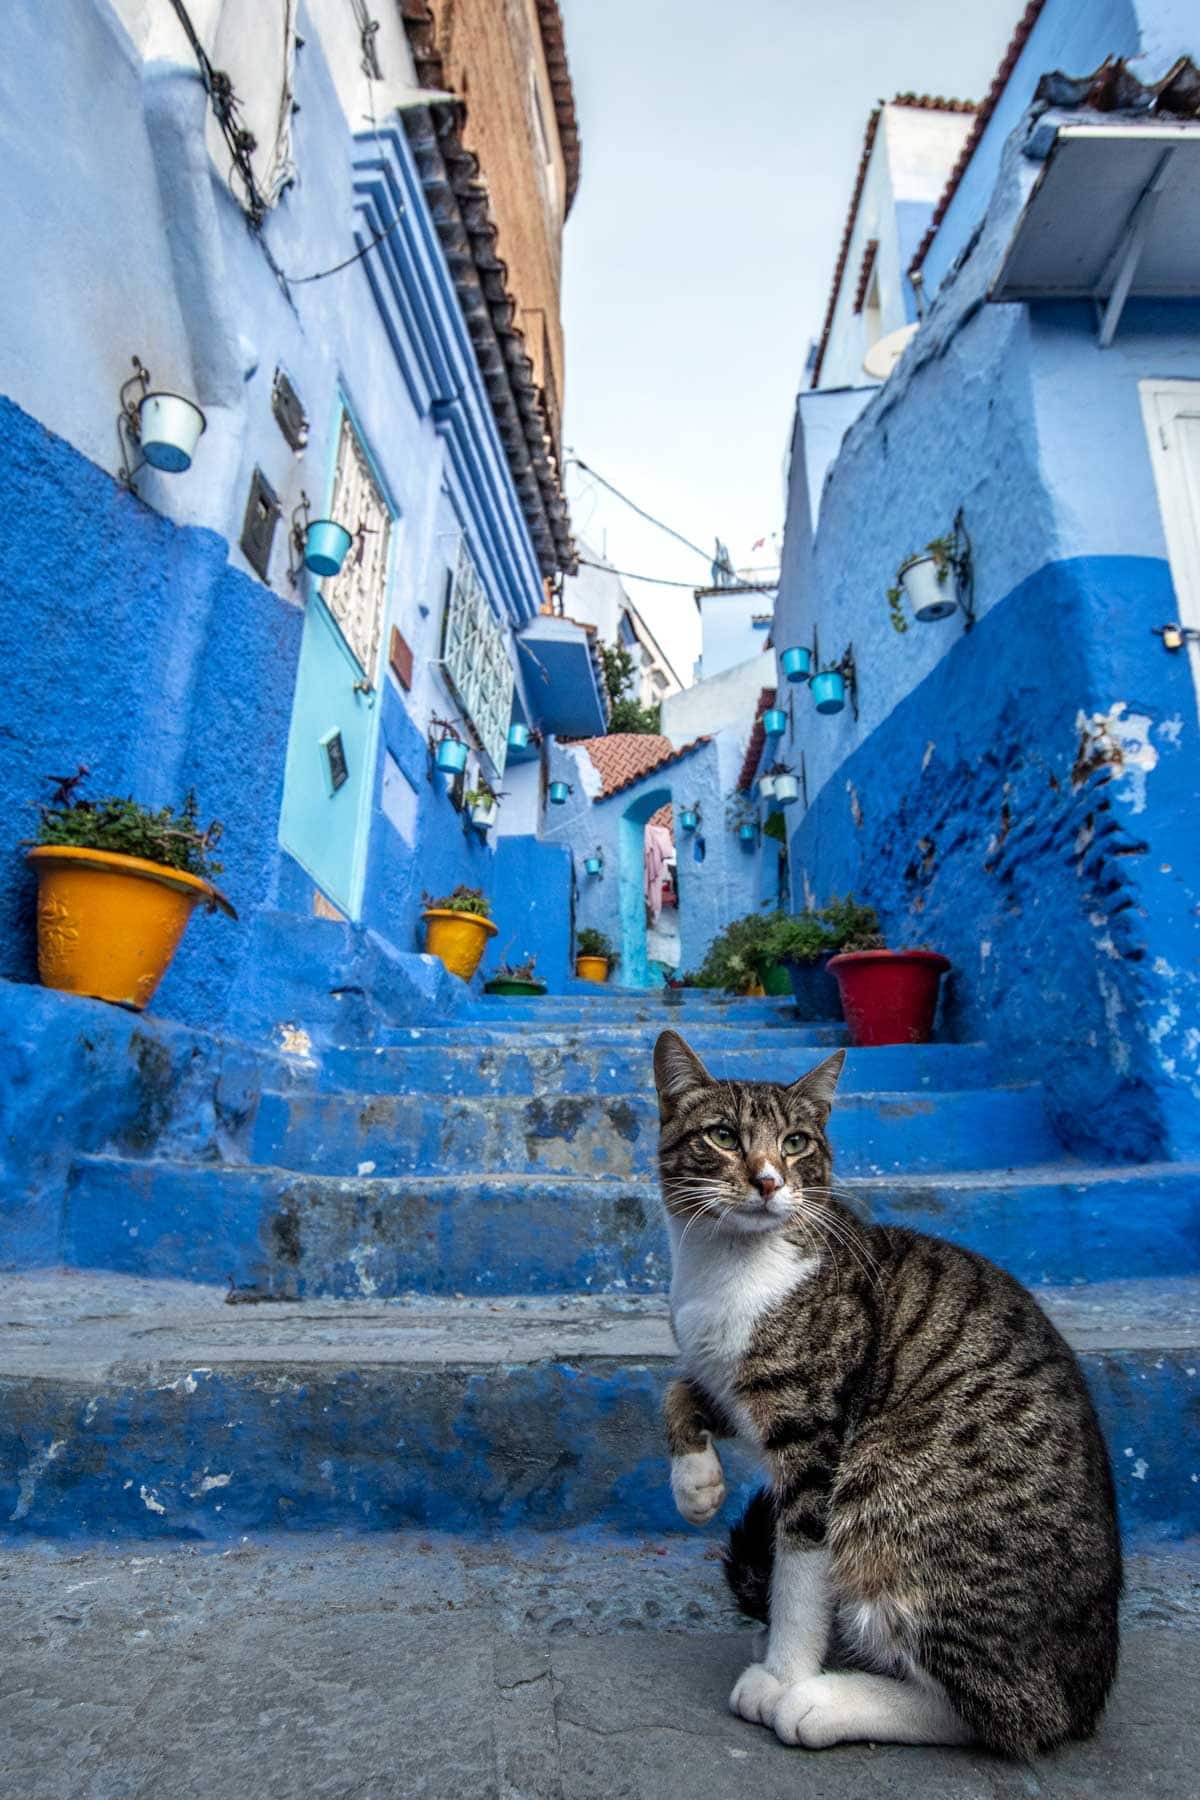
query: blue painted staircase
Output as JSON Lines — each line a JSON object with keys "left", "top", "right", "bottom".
{"left": 1, "top": 983, "right": 1198, "bottom": 1542}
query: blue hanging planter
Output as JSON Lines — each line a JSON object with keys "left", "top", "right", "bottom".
{"left": 435, "top": 737, "right": 469, "bottom": 775}
{"left": 304, "top": 519, "right": 354, "bottom": 577}
{"left": 763, "top": 708, "right": 787, "bottom": 736}
{"left": 507, "top": 722, "right": 531, "bottom": 751}
{"left": 548, "top": 781, "right": 569, "bottom": 805}
{"left": 780, "top": 646, "right": 812, "bottom": 683}
{"left": 738, "top": 822, "right": 757, "bottom": 843}
{"left": 679, "top": 809, "right": 699, "bottom": 832}
{"left": 811, "top": 671, "right": 846, "bottom": 715}
{"left": 584, "top": 855, "right": 602, "bottom": 876}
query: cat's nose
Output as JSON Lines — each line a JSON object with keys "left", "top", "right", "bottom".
{"left": 750, "top": 1164, "right": 783, "bottom": 1198}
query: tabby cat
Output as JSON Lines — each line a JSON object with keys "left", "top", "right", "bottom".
{"left": 654, "top": 1029, "right": 1121, "bottom": 1756}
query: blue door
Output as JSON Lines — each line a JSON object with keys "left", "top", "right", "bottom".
{"left": 279, "top": 409, "right": 393, "bottom": 917}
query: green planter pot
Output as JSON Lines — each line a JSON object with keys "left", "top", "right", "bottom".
{"left": 484, "top": 978, "right": 547, "bottom": 996}
{"left": 763, "top": 962, "right": 792, "bottom": 997}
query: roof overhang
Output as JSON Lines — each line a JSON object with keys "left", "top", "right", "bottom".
{"left": 991, "top": 122, "right": 1200, "bottom": 342}
{"left": 517, "top": 616, "right": 608, "bottom": 739}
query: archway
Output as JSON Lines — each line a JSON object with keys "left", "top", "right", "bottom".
{"left": 618, "top": 784, "right": 678, "bottom": 988}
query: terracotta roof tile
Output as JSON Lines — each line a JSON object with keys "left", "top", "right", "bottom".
{"left": 574, "top": 733, "right": 711, "bottom": 798}
{"left": 810, "top": 94, "right": 978, "bottom": 388}
{"left": 533, "top": 0, "right": 581, "bottom": 217}
{"left": 648, "top": 802, "right": 673, "bottom": 832}
{"left": 908, "top": 1, "right": 1048, "bottom": 279}
{"left": 737, "top": 688, "right": 776, "bottom": 792}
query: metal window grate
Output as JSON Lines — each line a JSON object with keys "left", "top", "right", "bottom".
{"left": 441, "top": 541, "right": 514, "bottom": 775}
{"left": 323, "top": 412, "right": 393, "bottom": 677}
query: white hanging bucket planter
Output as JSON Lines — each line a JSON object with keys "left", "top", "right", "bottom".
{"left": 470, "top": 797, "right": 498, "bottom": 830}
{"left": 138, "top": 392, "right": 207, "bottom": 473}
{"left": 899, "top": 553, "right": 957, "bottom": 623}
{"left": 758, "top": 774, "right": 777, "bottom": 800}
{"left": 774, "top": 773, "right": 800, "bottom": 806}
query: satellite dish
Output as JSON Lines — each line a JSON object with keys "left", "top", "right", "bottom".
{"left": 863, "top": 323, "right": 918, "bottom": 381}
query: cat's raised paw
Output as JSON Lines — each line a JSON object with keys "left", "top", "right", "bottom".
{"left": 729, "top": 1662, "right": 784, "bottom": 1727}
{"left": 670, "top": 1444, "right": 726, "bottom": 1525}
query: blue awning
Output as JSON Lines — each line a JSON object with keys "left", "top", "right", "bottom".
{"left": 517, "top": 616, "right": 609, "bottom": 739}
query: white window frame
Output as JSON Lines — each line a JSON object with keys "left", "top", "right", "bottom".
{"left": 322, "top": 409, "right": 394, "bottom": 680}
{"left": 440, "top": 541, "right": 515, "bottom": 776}
{"left": 1140, "top": 379, "right": 1200, "bottom": 720}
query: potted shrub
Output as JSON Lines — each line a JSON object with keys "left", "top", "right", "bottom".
{"left": 886, "top": 534, "right": 958, "bottom": 631}
{"left": 484, "top": 954, "right": 546, "bottom": 997}
{"left": 690, "top": 910, "right": 790, "bottom": 997}
{"left": 576, "top": 926, "right": 617, "bottom": 984}
{"left": 764, "top": 912, "right": 841, "bottom": 1018}
{"left": 828, "top": 901, "right": 950, "bottom": 1045}
{"left": 26, "top": 774, "right": 236, "bottom": 1010}
{"left": 464, "top": 787, "right": 499, "bottom": 831}
{"left": 421, "top": 884, "right": 498, "bottom": 980}
{"left": 727, "top": 793, "right": 758, "bottom": 843}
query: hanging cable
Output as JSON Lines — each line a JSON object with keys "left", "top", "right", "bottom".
{"left": 577, "top": 557, "right": 777, "bottom": 596}
{"left": 566, "top": 459, "right": 714, "bottom": 567}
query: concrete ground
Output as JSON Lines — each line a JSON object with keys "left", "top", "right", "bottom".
{"left": 3, "top": 1531, "right": 1199, "bottom": 1800}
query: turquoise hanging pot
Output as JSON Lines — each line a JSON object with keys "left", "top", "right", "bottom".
{"left": 548, "top": 780, "right": 569, "bottom": 805}
{"left": 811, "top": 672, "right": 846, "bottom": 715}
{"left": 304, "top": 519, "right": 354, "bottom": 577}
{"left": 435, "top": 737, "right": 469, "bottom": 775}
{"left": 763, "top": 708, "right": 787, "bottom": 736}
{"left": 738, "top": 822, "right": 757, "bottom": 843}
{"left": 584, "top": 855, "right": 602, "bottom": 875}
{"left": 507, "top": 722, "right": 531, "bottom": 751}
{"left": 679, "top": 809, "right": 699, "bottom": 832}
{"left": 780, "top": 646, "right": 812, "bottom": 683}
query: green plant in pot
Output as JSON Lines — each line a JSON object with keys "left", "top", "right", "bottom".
{"left": 421, "top": 883, "right": 498, "bottom": 981}
{"left": 484, "top": 951, "right": 545, "bottom": 997}
{"left": 822, "top": 896, "right": 950, "bottom": 1046}
{"left": 26, "top": 773, "right": 236, "bottom": 1010}
{"left": 576, "top": 926, "right": 618, "bottom": 983}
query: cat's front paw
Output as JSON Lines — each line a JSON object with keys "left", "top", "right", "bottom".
{"left": 670, "top": 1443, "right": 725, "bottom": 1525}
{"left": 729, "top": 1662, "right": 784, "bottom": 1727}
{"left": 772, "top": 1676, "right": 841, "bottom": 1749}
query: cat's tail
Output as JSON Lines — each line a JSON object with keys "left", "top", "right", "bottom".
{"left": 722, "top": 1487, "right": 775, "bottom": 1624}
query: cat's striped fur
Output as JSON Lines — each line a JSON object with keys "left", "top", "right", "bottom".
{"left": 654, "top": 1029, "right": 1121, "bottom": 1756}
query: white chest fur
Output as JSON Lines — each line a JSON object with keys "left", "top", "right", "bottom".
{"left": 668, "top": 1223, "right": 817, "bottom": 1445}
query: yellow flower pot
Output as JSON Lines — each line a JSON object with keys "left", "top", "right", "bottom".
{"left": 576, "top": 955, "right": 609, "bottom": 984}
{"left": 422, "top": 907, "right": 498, "bottom": 981}
{"left": 27, "top": 845, "right": 235, "bottom": 1011}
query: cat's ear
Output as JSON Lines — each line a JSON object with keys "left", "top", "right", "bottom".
{"left": 654, "top": 1030, "right": 712, "bottom": 1119}
{"left": 788, "top": 1049, "right": 846, "bottom": 1121}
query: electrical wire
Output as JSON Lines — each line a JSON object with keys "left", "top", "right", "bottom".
{"left": 576, "top": 557, "right": 777, "bottom": 596}
{"left": 566, "top": 459, "right": 714, "bottom": 567}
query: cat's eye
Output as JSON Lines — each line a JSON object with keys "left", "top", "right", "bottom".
{"left": 782, "top": 1131, "right": 811, "bottom": 1157}
{"left": 705, "top": 1125, "right": 739, "bottom": 1150}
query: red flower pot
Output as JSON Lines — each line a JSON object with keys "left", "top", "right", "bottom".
{"left": 828, "top": 950, "right": 950, "bottom": 1047}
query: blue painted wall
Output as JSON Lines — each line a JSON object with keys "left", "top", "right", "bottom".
{"left": 774, "top": 37, "right": 1200, "bottom": 1158}
{"left": 0, "top": 2, "right": 582, "bottom": 1032}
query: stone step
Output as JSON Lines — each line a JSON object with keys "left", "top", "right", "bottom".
{"left": 1, "top": 1271, "right": 1196, "bottom": 1542}
{"left": 380, "top": 1023, "right": 852, "bottom": 1050}
{"left": 248, "top": 1083, "right": 1061, "bottom": 1179}
{"left": 5, "top": 1530, "right": 1197, "bottom": 1800}
{"left": 317, "top": 1041, "right": 998, "bottom": 1097}
{"left": 61, "top": 1156, "right": 1200, "bottom": 1293}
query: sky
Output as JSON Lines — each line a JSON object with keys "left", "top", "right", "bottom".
{"left": 558, "top": 0, "right": 1019, "bottom": 681}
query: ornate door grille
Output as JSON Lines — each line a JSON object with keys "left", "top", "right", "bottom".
{"left": 441, "top": 541, "right": 514, "bottom": 775}
{"left": 323, "top": 412, "right": 393, "bottom": 678}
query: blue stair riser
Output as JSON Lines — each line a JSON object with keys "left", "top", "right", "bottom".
{"left": 463, "top": 1000, "right": 808, "bottom": 1022}
{"left": 0, "top": 1351, "right": 1193, "bottom": 1543}
{"left": 317, "top": 1042, "right": 998, "bottom": 1097}
{"left": 62, "top": 1160, "right": 1200, "bottom": 1293}
{"left": 381, "top": 1025, "right": 852, "bottom": 1051}
{"left": 248, "top": 1086, "right": 1059, "bottom": 1179}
